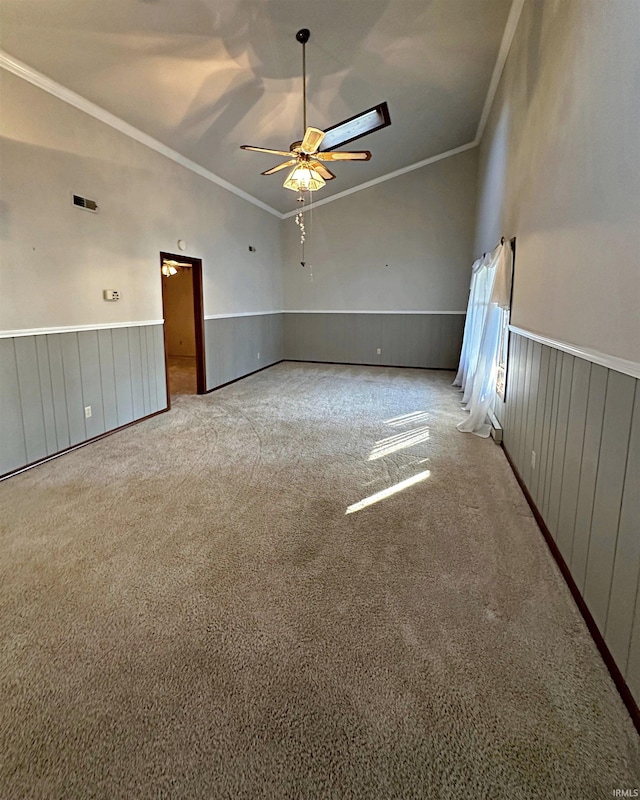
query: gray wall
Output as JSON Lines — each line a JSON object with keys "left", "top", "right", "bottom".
{"left": 282, "top": 148, "right": 478, "bottom": 314}
{"left": 503, "top": 332, "right": 640, "bottom": 704}
{"left": 472, "top": 0, "right": 640, "bottom": 704}
{"left": 205, "top": 313, "right": 283, "bottom": 390}
{"left": 474, "top": 0, "right": 640, "bottom": 363}
{"left": 0, "top": 70, "right": 283, "bottom": 332}
{"left": 0, "top": 325, "right": 166, "bottom": 476}
{"left": 204, "top": 310, "right": 465, "bottom": 386}
{"left": 279, "top": 145, "right": 476, "bottom": 372}
{"left": 284, "top": 313, "right": 463, "bottom": 369}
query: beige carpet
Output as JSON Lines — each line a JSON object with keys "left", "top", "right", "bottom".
{"left": 1, "top": 362, "right": 638, "bottom": 799}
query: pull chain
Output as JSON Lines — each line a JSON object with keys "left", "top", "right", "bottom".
{"left": 295, "top": 193, "right": 306, "bottom": 267}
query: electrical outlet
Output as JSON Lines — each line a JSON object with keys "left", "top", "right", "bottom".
{"left": 85, "top": 406, "right": 92, "bottom": 419}
{"left": 531, "top": 450, "right": 536, "bottom": 469}
{"left": 376, "top": 348, "right": 381, "bottom": 355}
{"left": 103, "top": 290, "right": 119, "bottom": 301}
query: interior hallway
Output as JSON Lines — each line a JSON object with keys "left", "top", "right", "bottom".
{"left": 1, "top": 363, "right": 638, "bottom": 799}
{"left": 167, "top": 355, "right": 197, "bottom": 396}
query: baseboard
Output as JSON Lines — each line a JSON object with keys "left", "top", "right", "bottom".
{"left": 501, "top": 443, "right": 640, "bottom": 735}
{"left": 0, "top": 407, "right": 170, "bottom": 482}
{"left": 283, "top": 359, "right": 456, "bottom": 371}
{"left": 203, "top": 359, "right": 456, "bottom": 396}
{"left": 204, "top": 360, "right": 285, "bottom": 393}
{"left": 488, "top": 408, "right": 503, "bottom": 444}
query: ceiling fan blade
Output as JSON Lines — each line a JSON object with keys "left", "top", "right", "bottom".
{"left": 315, "top": 151, "right": 371, "bottom": 162}
{"left": 241, "top": 145, "right": 294, "bottom": 157}
{"left": 321, "top": 101, "right": 391, "bottom": 151}
{"left": 309, "top": 161, "right": 336, "bottom": 181}
{"left": 261, "top": 159, "right": 298, "bottom": 176}
{"left": 300, "top": 127, "right": 325, "bottom": 155}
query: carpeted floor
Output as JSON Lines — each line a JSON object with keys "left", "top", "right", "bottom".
{"left": 167, "top": 355, "right": 197, "bottom": 396}
{"left": 1, "top": 362, "right": 638, "bottom": 799}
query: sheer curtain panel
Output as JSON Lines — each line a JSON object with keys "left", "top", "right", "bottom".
{"left": 454, "top": 241, "right": 512, "bottom": 437}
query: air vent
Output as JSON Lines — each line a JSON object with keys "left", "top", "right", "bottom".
{"left": 72, "top": 194, "right": 98, "bottom": 213}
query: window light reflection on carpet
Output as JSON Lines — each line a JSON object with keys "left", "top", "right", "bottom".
{"left": 345, "top": 470, "right": 431, "bottom": 515}
{"left": 368, "top": 425, "right": 430, "bottom": 461}
{"left": 384, "top": 410, "right": 430, "bottom": 427}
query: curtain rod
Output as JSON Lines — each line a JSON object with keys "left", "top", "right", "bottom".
{"left": 483, "top": 238, "right": 504, "bottom": 259}
{"left": 483, "top": 236, "right": 513, "bottom": 259}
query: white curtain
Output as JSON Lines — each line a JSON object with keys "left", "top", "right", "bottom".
{"left": 454, "top": 241, "right": 512, "bottom": 437}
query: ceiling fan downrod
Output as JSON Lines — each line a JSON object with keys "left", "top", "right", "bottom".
{"left": 296, "top": 29, "right": 310, "bottom": 134}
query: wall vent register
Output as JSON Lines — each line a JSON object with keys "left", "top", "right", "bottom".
{"left": 72, "top": 194, "right": 98, "bottom": 212}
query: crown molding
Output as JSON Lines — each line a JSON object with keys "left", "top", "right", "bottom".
{"left": 475, "top": 0, "right": 526, "bottom": 143}
{"left": 509, "top": 325, "right": 640, "bottom": 380}
{"left": 281, "top": 142, "right": 478, "bottom": 218}
{"left": 0, "top": 50, "right": 283, "bottom": 218}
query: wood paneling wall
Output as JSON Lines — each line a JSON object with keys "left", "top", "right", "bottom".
{"left": 203, "top": 311, "right": 463, "bottom": 388}
{"left": 0, "top": 324, "right": 167, "bottom": 476}
{"left": 204, "top": 313, "right": 283, "bottom": 390}
{"left": 283, "top": 313, "right": 464, "bottom": 369}
{"left": 503, "top": 331, "right": 640, "bottom": 703}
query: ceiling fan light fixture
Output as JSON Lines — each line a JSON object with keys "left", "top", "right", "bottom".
{"left": 283, "top": 164, "right": 326, "bottom": 192}
{"left": 161, "top": 261, "right": 179, "bottom": 277}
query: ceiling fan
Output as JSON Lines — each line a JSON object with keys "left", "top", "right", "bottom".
{"left": 240, "top": 28, "right": 391, "bottom": 193}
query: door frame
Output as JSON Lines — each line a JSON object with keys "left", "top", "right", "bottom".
{"left": 160, "top": 251, "right": 207, "bottom": 396}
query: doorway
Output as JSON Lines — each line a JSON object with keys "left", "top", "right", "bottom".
{"left": 160, "top": 251, "right": 206, "bottom": 399}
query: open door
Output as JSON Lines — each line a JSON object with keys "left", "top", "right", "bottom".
{"left": 160, "top": 251, "right": 206, "bottom": 399}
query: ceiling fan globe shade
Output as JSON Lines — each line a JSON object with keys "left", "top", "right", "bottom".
{"left": 283, "top": 165, "right": 326, "bottom": 192}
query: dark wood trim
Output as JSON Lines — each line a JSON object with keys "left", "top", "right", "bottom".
{"left": 162, "top": 320, "right": 171, "bottom": 411}
{"left": 501, "top": 442, "right": 640, "bottom": 735}
{"left": 0, "top": 407, "right": 169, "bottom": 482}
{"left": 204, "top": 360, "right": 285, "bottom": 393}
{"left": 501, "top": 236, "right": 517, "bottom": 403}
{"left": 160, "top": 252, "right": 207, "bottom": 396}
{"left": 191, "top": 259, "right": 207, "bottom": 394}
{"left": 284, "top": 359, "right": 457, "bottom": 372}
{"left": 193, "top": 268, "right": 207, "bottom": 394}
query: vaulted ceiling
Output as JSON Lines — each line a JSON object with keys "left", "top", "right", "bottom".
{"left": 0, "top": 0, "right": 514, "bottom": 214}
